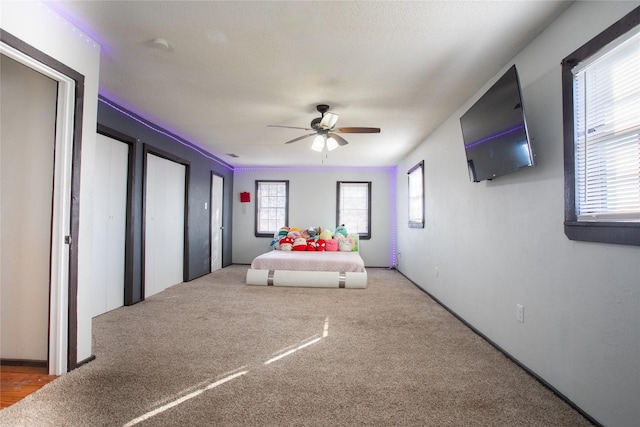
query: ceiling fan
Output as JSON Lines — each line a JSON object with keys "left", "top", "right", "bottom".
{"left": 268, "top": 104, "right": 381, "bottom": 152}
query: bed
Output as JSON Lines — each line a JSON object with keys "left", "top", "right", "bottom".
{"left": 246, "top": 250, "right": 367, "bottom": 288}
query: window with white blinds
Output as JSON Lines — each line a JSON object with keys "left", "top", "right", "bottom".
{"left": 572, "top": 28, "right": 640, "bottom": 222}
{"left": 255, "top": 180, "right": 288, "bottom": 237}
{"left": 337, "top": 181, "right": 371, "bottom": 239}
{"left": 408, "top": 161, "right": 424, "bottom": 228}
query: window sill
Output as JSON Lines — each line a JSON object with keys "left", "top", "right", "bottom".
{"left": 564, "top": 221, "right": 640, "bottom": 246}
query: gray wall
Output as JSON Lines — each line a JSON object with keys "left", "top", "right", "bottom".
{"left": 97, "top": 98, "right": 234, "bottom": 303}
{"left": 395, "top": 2, "right": 640, "bottom": 426}
{"left": 232, "top": 167, "right": 394, "bottom": 267}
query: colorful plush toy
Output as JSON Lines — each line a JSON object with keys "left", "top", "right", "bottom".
{"left": 319, "top": 229, "right": 333, "bottom": 241}
{"left": 325, "top": 239, "right": 339, "bottom": 251}
{"left": 292, "top": 237, "right": 307, "bottom": 251}
{"left": 339, "top": 237, "right": 353, "bottom": 252}
{"left": 307, "top": 226, "right": 319, "bottom": 238}
{"left": 288, "top": 230, "right": 302, "bottom": 240}
{"left": 306, "top": 239, "right": 316, "bottom": 251}
{"left": 271, "top": 226, "right": 290, "bottom": 248}
{"left": 279, "top": 236, "right": 294, "bottom": 251}
{"left": 315, "top": 239, "right": 326, "bottom": 252}
{"left": 348, "top": 234, "right": 359, "bottom": 252}
{"left": 334, "top": 224, "right": 348, "bottom": 237}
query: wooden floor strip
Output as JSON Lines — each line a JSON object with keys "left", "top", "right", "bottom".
{"left": 0, "top": 366, "right": 58, "bottom": 409}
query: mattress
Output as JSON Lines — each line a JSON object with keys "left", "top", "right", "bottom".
{"left": 250, "top": 250, "right": 365, "bottom": 272}
{"left": 247, "top": 250, "right": 367, "bottom": 288}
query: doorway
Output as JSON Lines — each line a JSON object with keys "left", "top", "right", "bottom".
{"left": 0, "top": 33, "right": 82, "bottom": 375}
{"left": 0, "top": 54, "right": 56, "bottom": 364}
{"left": 211, "top": 173, "right": 224, "bottom": 273}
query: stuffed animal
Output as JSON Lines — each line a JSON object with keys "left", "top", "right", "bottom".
{"left": 339, "top": 238, "right": 353, "bottom": 252}
{"left": 292, "top": 237, "right": 307, "bottom": 251}
{"left": 325, "top": 239, "right": 339, "bottom": 251}
{"left": 288, "top": 230, "right": 302, "bottom": 240}
{"left": 348, "top": 234, "right": 359, "bottom": 252}
{"left": 279, "top": 236, "right": 294, "bottom": 251}
{"left": 271, "top": 226, "right": 289, "bottom": 248}
{"left": 315, "top": 239, "right": 326, "bottom": 252}
{"left": 319, "top": 229, "right": 333, "bottom": 241}
{"left": 306, "top": 226, "right": 318, "bottom": 238}
{"left": 338, "top": 234, "right": 359, "bottom": 252}
{"left": 306, "top": 239, "right": 317, "bottom": 251}
{"left": 334, "top": 224, "right": 348, "bottom": 237}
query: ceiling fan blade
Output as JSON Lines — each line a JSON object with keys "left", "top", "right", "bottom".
{"left": 336, "top": 127, "right": 381, "bottom": 134}
{"left": 268, "top": 125, "right": 313, "bottom": 131}
{"left": 284, "top": 133, "right": 316, "bottom": 144}
{"left": 328, "top": 133, "right": 349, "bottom": 146}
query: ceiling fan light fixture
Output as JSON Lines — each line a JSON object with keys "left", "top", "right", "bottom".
{"left": 326, "top": 137, "right": 339, "bottom": 151}
{"left": 319, "top": 112, "right": 339, "bottom": 129}
{"left": 311, "top": 135, "right": 325, "bottom": 152}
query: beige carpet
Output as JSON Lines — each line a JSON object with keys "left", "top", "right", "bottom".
{"left": 0, "top": 266, "right": 592, "bottom": 426}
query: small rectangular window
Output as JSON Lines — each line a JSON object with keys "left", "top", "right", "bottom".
{"left": 255, "top": 180, "right": 288, "bottom": 237}
{"left": 337, "top": 181, "right": 371, "bottom": 239}
{"left": 408, "top": 161, "right": 425, "bottom": 228}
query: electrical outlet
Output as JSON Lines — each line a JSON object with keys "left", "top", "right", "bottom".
{"left": 516, "top": 304, "right": 524, "bottom": 323}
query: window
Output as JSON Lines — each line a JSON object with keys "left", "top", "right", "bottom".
{"left": 408, "top": 161, "right": 424, "bottom": 228}
{"left": 337, "top": 182, "right": 371, "bottom": 239}
{"left": 255, "top": 180, "right": 288, "bottom": 237}
{"left": 562, "top": 7, "right": 640, "bottom": 246}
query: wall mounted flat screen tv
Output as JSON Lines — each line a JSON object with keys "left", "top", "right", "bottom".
{"left": 460, "top": 65, "right": 534, "bottom": 183}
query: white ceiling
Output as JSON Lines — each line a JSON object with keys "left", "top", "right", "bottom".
{"left": 50, "top": 0, "right": 571, "bottom": 168}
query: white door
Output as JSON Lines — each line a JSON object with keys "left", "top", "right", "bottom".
{"left": 0, "top": 54, "right": 56, "bottom": 362}
{"left": 211, "top": 174, "right": 223, "bottom": 272}
{"left": 145, "top": 153, "right": 185, "bottom": 298}
{"left": 93, "top": 133, "right": 129, "bottom": 316}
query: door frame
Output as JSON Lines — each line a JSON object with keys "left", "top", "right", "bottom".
{"left": 210, "top": 172, "right": 224, "bottom": 273}
{"left": 0, "top": 30, "right": 84, "bottom": 374}
{"left": 97, "top": 125, "right": 137, "bottom": 306}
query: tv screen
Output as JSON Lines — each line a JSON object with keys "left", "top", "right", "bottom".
{"left": 460, "top": 65, "right": 534, "bottom": 183}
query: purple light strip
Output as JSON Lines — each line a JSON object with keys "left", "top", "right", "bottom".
{"left": 390, "top": 167, "right": 397, "bottom": 267}
{"left": 234, "top": 166, "right": 397, "bottom": 172}
{"left": 464, "top": 124, "right": 525, "bottom": 149}
{"left": 41, "top": 1, "right": 103, "bottom": 50}
{"left": 98, "top": 97, "right": 233, "bottom": 170}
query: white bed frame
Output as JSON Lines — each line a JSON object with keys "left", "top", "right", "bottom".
{"left": 246, "top": 268, "right": 367, "bottom": 289}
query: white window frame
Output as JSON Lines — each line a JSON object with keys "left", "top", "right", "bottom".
{"left": 255, "top": 180, "right": 288, "bottom": 237}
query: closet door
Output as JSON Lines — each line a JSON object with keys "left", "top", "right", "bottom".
{"left": 145, "top": 153, "right": 185, "bottom": 298}
{"left": 93, "top": 133, "right": 128, "bottom": 316}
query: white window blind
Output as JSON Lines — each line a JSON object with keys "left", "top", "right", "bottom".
{"left": 572, "top": 29, "right": 640, "bottom": 222}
